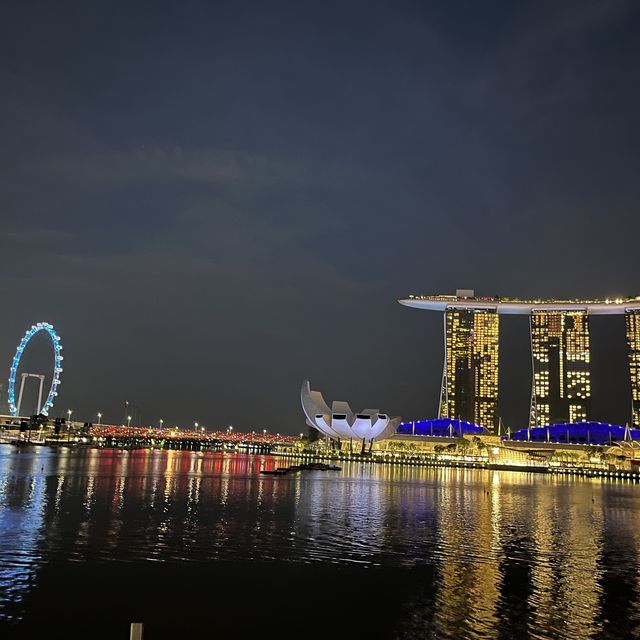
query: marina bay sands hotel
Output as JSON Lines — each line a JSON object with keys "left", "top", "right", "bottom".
{"left": 399, "top": 291, "right": 640, "bottom": 433}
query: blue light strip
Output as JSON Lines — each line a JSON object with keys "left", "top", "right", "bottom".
{"left": 7, "top": 322, "right": 63, "bottom": 417}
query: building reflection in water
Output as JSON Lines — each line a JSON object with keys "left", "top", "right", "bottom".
{"left": 1, "top": 448, "right": 640, "bottom": 638}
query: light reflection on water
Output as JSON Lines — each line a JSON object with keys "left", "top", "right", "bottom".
{"left": 1, "top": 447, "right": 640, "bottom": 638}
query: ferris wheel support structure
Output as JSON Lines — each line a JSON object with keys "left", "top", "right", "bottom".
{"left": 16, "top": 373, "right": 46, "bottom": 416}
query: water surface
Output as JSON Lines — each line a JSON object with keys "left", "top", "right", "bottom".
{"left": 1, "top": 447, "right": 639, "bottom": 639}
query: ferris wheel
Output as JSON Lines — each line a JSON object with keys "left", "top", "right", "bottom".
{"left": 8, "top": 322, "right": 63, "bottom": 417}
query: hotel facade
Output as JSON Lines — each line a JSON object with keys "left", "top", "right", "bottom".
{"left": 440, "top": 308, "right": 499, "bottom": 431}
{"left": 399, "top": 291, "right": 640, "bottom": 431}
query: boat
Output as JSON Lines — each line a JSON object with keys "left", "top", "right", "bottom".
{"left": 298, "top": 462, "right": 341, "bottom": 471}
{"left": 260, "top": 463, "right": 342, "bottom": 475}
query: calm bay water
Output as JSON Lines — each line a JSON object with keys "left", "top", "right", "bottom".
{"left": 1, "top": 446, "right": 640, "bottom": 639}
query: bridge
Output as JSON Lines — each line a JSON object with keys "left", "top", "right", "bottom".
{"left": 0, "top": 417, "right": 299, "bottom": 451}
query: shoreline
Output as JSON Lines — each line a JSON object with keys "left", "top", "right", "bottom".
{"left": 271, "top": 450, "right": 640, "bottom": 482}
{"left": 4, "top": 440, "right": 636, "bottom": 483}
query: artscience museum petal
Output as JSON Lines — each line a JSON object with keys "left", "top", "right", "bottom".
{"left": 301, "top": 381, "right": 400, "bottom": 442}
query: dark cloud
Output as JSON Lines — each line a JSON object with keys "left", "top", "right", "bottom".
{"left": 0, "top": 0, "right": 639, "bottom": 431}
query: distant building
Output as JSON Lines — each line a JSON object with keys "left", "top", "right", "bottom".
{"left": 530, "top": 310, "right": 590, "bottom": 426}
{"left": 399, "top": 290, "right": 640, "bottom": 428}
{"left": 626, "top": 310, "right": 640, "bottom": 427}
{"left": 300, "top": 381, "right": 400, "bottom": 444}
{"left": 440, "top": 308, "right": 499, "bottom": 432}
{"left": 397, "top": 417, "right": 483, "bottom": 438}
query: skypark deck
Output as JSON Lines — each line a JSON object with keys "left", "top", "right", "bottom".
{"left": 399, "top": 293, "right": 640, "bottom": 315}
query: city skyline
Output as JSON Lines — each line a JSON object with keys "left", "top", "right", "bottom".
{"left": 6, "top": 288, "right": 640, "bottom": 431}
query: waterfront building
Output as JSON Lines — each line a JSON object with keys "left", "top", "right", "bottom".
{"left": 399, "top": 291, "right": 640, "bottom": 427}
{"left": 530, "top": 310, "right": 590, "bottom": 426}
{"left": 396, "top": 417, "right": 483, "bottom": 438}
{"left": 300, "top": 381, "right": 400, "bottom": 444}
{"left": 441, "top": 308, "right": 499, "bottom": 431}
{"left": 626, "top": 309, "right": 640, "bottom": 427}
{"left": 506, "top": 421, "right": 638, "bottom": 445}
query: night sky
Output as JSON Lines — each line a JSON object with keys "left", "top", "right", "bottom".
{"left": 1, "top": 0, "right": 639, "bottom": 432}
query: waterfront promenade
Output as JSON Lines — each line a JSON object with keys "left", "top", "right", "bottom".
{"left": 1, "top": 423, "right": 639, "bottom": 482}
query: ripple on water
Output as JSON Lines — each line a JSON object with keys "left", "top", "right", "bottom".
{"left": 1, "top": 449, "right": 640, "bottom": 639}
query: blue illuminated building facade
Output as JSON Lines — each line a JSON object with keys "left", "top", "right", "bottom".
{"left": 397, "top": 417, "right": 640, "bottom": 446}
{"left": 397, "top": 418, "right": 483, "bottom": 438}
{"left": 506, "top": 421, "right": 640, "bottom": 445}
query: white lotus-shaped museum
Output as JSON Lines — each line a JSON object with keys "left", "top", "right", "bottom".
{"left": 301, "top": 380, "right": 400, "bottom": 442}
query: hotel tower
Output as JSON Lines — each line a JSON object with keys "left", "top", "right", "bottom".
{"left": 399, "top": 291, "right": 640, "bottom": 429}
{"left": 626, "top": 309, "right": 640, "bottom": 427}
{"left": 529, "top": 311, "right": 590, "bottom": 426}
{"left": 440, "top": 307, "right": 499, "bottom": 432}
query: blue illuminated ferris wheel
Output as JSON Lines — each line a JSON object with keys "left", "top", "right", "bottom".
{"left": 8, "top": 322, "right": 63, "bottom": 417}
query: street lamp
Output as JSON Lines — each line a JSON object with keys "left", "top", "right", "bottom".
{"left": 127, "top": 415, "right": 132, "bottom": 428}
{"left": 195, "top": 422, "right": 199, "bottom": 431}
{"left": 97, "top": 412, "right": 102, "bottom": 426}
{"left": 159, "top": 419, "right": 163, "bottom": 429}
{"left": 67, "top": 410, "right": 72, "bottom": 441}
